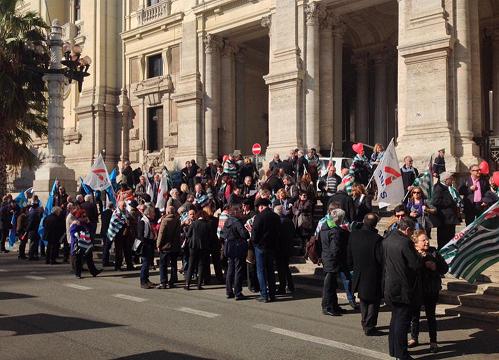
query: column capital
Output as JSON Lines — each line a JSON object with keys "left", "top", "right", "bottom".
{"left": 373, "top": 51, "right": 388, "bottom": 65}
{"left": 332, "top": 19, "right": 346, "bottom": 39}
{"left": 204, "top": 34, "right": 223, "bottom": 54}
{"left": 305, "top": 1, "right": 324, "bottom": 27}
{"left": 351, "top": 53, "right": 369, "bottom": 68}
{"left": 221, "top": 40, "right": 238, "bottom": 58}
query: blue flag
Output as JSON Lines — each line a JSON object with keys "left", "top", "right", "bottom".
{"left": 8, "top": 213, "right": 17, "bottom": 247}
{"left": 105, "top": 186, "right": 117, "bottom": 206}
{"left": 38, "top": 180, "right": 58, "bottom": 245}
{"left": 79, "top": 177, "right": 92, "bottom": 195}
{"left": 109, "top": 168, "right": 118, "bottom": 192}
{"left": 14, "top": 188, "right": 30, "bottom": 208}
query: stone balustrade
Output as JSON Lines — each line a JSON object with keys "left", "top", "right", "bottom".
{"left": 137, "top": 0, "right": 171, "bottom": 25}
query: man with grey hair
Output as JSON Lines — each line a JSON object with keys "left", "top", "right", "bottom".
{"left": 319, "top": 207, "right": 347, "bottom": 316}
{"left": 43, "top": 206, "right": 65, "bottom": 264}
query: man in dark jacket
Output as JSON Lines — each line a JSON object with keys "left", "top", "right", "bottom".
{"left": 43, "top": 206, "right": 65, "bottom": 264}
{"left": 26, "top": 201, "right": 43, "bottom": 260}
{"left": 265, "top": 168, "right": 284, "bottom": 194}
{"left": 432, "top": 172, "right": 461, "bottom": 250}
{"left": 269, "top": 154, "right": 282, "bottom": 172}
{"left": 382, "top": 218, "right": 421, "bottom": 360}
{"left": 327, "top": 184, "right": 355, "bottom": 223}
{"left": 274, "top": 205, "right": 295, "bottom": 294}
{"left": 100, "top": 202, "right": 114, "bottom": 267}
{"left": 400, "top": 156, "right": 419, "bottom": 197}
{"left": 318, "top": 166, "right": 342, "bottom": 213}
{"left": 0, "top": 196, "right": 12, "bottom": 253}
{"left": 251, "top": 198, "right": 280, "bottom": 302}
{"left": 320, "top": 208, "right": 347, "bottom": 316}
{"left": 347, "top": 213, "right": 384, "bottom": 335}
{"left": 156, "top": 206, "right": 181, "bottom": 288}
{"left": 459, "top": 164, "right": 490, "bottom": 225}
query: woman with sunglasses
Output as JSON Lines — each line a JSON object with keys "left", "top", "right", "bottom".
{"left": 406, "top": 186, "right": 436, "bottom": 236}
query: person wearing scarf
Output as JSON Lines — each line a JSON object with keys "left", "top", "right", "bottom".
{"left": 431, "top": 172, "right": 462, "bottom": 250}
{"left": 69, "top": 209, "right": 101, "bottom": 279}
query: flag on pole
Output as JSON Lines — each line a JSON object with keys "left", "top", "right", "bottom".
{"left": 440, "top": 201, "right": 499, "bottom": 283}
{"left": 79, "top": 177, "right": 92, "bottom": 195}
{"left": 105, "top": 186, "right": 117, "bottom": 206}
{"left": 83, "top": 154, "right": 112, "bottom": 191}
{"left": 413, "top": 171, "right": 433, "bottom": 201}
{"left": 14, "top": 188, "right": 31, "bottom": 208}
{"left": 38, "top": 180, "right": 58, "bottom": 244}
{"left": 156, "top": 173, "right": 170, "bottom": 211}
{"left": 373, "top": 139, "right": 404, "bottom": 208}
{"left": 8, "top": 213, "right": 17, "bottom": 247}
{"left": 109, "top": 168, "right": 118, "bottom": 191}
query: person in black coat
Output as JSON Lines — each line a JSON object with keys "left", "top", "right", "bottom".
{"left": 382, "top": 218, "right": 421, "bottom": 360}
{"left": 327, "top": 185, "right": 355, "bottom": 223}
{"left": 274, "top": 205, "right": 295, "bottom": 294}
{"left": 432, "top": 172, "right": 461, "bottom": 250}
{"left": 265, "top": 168, "right": 284, "bottom": 194}
{"left": 185, "top": 210, "right": 216, "bottom": 290}
{"left": 221, "top": 204, "right": 249, "bottom": 300}
{"left": 347, "top": 213, "right": 383, "bottom": 335}
{"left": 43, "top": 207, "right": 65, "bottom": 264}
{"left": 409, "top": 230, "right": 448, "bottom": 353}
{"left": 251, "top": 198, "right": 281, "bottom": 302}
{"left": 100, "top": 202, "right": 115, "bottom": 267}
{"left": 138, "top": 206, "right": 157, "bottom": 289}
{"left": 320, "top": 208, "right": 347, "bottom": 316}
{"left": 459, "top": 164, "right": 491, "bottom": 225}
{"left": 26, "top": 202, "right": 43, "bottom": 260}
{"left": 400, "top": 156, "right": 419, "bottom": 197}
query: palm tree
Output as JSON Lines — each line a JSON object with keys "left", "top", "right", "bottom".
{"left": 0, "top": 0, "right": 49, "bottom": 196}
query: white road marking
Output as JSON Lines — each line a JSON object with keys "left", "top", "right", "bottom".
{"left": 176, "top": 307, "right": 220, "bottom": 318}
{"left": 112, "top": 294, "right": 148, "bottom": 303}
{"left": 0, "top": 269, "right": 8, "bottom": 272}
{"left": 64, "top": 283, "right": 92, "bottom": 291}
{"left": 254, "top": 324, "right": 391, "bottom": 360}
{"left": 24, "top": 275, "right": 46, "bottom": 280}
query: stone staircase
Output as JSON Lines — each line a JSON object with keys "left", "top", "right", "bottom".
{"left": 439, "top": 278, "right": 499, "bottom": 324}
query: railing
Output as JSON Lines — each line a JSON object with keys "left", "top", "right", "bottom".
{"left": 137, "top": 0, "right": 171, "bottom": 25}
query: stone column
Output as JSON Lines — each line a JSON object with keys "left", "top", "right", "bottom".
{"left": 492, "top": 29, "right": 499, "bottom": 136}
{"left": 455, "top": 0, "right": 478, "bottom": 160}
{"left": 305, "top": 2, "right": 321, "bottom": 151}
{"left": 374, "top": 52, "right": 387, "bottom": 146}
{"left": 220, "top": 41, "right": 237, "bottom": 155}
{"left": 332, "top": 19, "right": 345, "bottom": 155}
{"left": 319, "top": 12, "right": 333, "bottom": 153}
{"left": 261, "top": 15, "right": 272, "bottom": 73}
{"left": 353, "top": 53, "right": 369, "bottom": 143}
{"left": 117, "top": 88, "right": 132, "bottom": 162}
{"left": 204, "top": 34, "right": 222, "bottom": 162}
{"left": 33, "top": 20, "right": 76, "bottom": 200}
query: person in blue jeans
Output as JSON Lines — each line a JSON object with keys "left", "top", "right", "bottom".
{"left": 251, "top": 198, "right": 280, "bottom": 302}
{"left": 339, "top": 271, "right": 358, "bottom": 309}
{"left": 138, "top": 206, "right": 157, "bottom": 289}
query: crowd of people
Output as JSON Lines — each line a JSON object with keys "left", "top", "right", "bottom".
{"left": 1, "top": 145, "right": 498, "bottom": 360}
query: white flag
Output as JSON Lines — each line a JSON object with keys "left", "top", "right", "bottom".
{"left": 374, "top": 139, "right": 404, "bottom": 208}
{"left": 83, "top": 154, "right": 112, "bottom": 191}
{"left": 155, "top": 173, "right": 170, "bottom": 211}
{"left": 146, "top": 178, "right": 154, "bottom": 200}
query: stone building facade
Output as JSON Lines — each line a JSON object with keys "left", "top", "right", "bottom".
{"left": 11, "top": 0, "right": 499, "bottom": 190}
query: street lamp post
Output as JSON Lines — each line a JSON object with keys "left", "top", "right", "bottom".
{"left": 33, "top": 19, "right": 91, "bottom": 202}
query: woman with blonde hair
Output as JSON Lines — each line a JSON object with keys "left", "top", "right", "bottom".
{"left": 370, "top": 143, "right": 385, "bottom": 168}
{"left": 272, "top": 188, "right": 292, "bottom": 217}
{"left": 408, "top": 230, "right": 448, "bottom": 353}
{"left": 351, "top": 183, "right": 372, "bottom": 222}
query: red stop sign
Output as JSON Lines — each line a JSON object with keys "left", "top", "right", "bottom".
{"left": 252, "top": 143, "right": 262, "bottom": 155}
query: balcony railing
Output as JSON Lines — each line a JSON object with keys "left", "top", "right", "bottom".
{"left": 137, "top": 0, "right": 172, "bottom": 25}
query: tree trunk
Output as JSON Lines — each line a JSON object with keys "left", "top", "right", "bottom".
{"left": 0, "top": 131, "right": 8, "bottom": 197}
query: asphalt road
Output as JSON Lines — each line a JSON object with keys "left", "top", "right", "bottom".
{"left": 0, "top": 253, "right": 497, "bottom": 360}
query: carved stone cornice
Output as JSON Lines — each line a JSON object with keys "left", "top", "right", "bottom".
{"left": 133, "top": 74, "right": 174, "bottom": 100}
{"left": 261, "top": 15, "right": 271, "bottom": 30}
{"left": 204, "top": 34, "right": 223, "bottom": 54}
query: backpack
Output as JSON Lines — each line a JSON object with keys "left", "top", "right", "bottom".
{"left": 305, "top": 234, "right": 322, "bottom": 264}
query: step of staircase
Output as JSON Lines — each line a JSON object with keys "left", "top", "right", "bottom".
{"left": 445, "top": 305, "right": 499, "bottom": 324}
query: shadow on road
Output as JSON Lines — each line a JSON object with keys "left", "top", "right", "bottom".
{"left": 113, "top": 350, "right": 215, "bottom": 360}
{"left": 0, "top": 292, "right": 36, "bottom": 301}
{"left": 0, "top": 313, "right": 123, "bottom": 336}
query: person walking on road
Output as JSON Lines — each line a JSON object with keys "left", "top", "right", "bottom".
{"left": 138, "top": 205, "right": 157, "bottom": 289}
{"left": 156, "top": 206, "right": 181, "bottom": 289}
{"left": 70, "top": 209, "right": 102, "bottom": 279}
